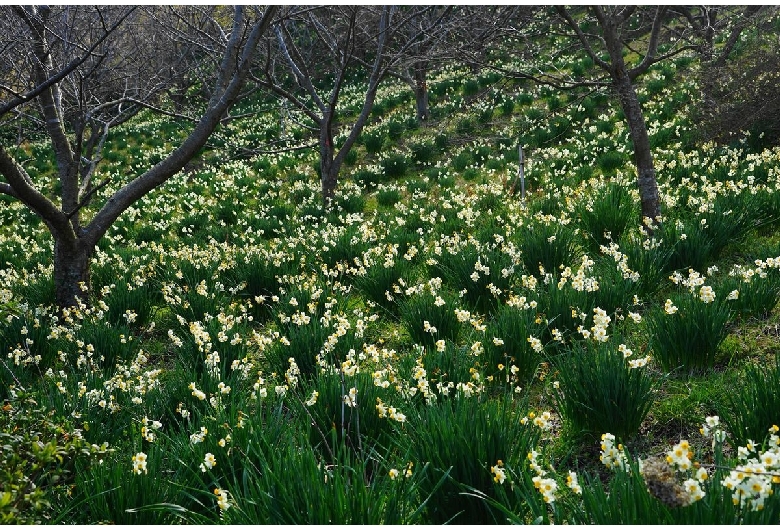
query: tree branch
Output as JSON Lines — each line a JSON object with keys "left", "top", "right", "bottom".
{"left": 81, "top": 6, "right": 278, "bottom": 250}
{"left": 0, "top": 8, "right": 135, "bottom": 118}
{"left": 628, "top": 6, "right": 668, "bottom": 80}
{"left": 556, "top": 7, "right": 611, "bottom": 72}
{"left": 0, "top": 182, "right": 19, "bottom": 199}
{"left": 713, "top": 6, "right": 763, "bottom": 67}
{"left": 0, "top": 146, "right": 73, "bottom": 241}
{"left": 66, "top": 178, "right": 111, "bottom": 219}
{"left": 274, "top": 21, "right": 327, "bottom": 114}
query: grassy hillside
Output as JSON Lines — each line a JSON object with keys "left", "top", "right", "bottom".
{"left": 2, "top": 41, "right": 780, "bottom": 524}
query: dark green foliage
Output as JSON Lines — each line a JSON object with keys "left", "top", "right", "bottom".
{"left": 353, "top": 167, "right": 384, "bottom": 190}
{"left": 484, "top": 304, "right": 545, "bottom": 384}
{"left": 705, "top": 192, "right": 770, "bottom": 259}
{"left": 477, "top": 108, "right": 493, "bottom": 124}
{"left": 718, "top": 355, "right": 780, "bottom": 447}
{"left": 410, "top": 141, "right": 436, "bottom": 165}
{"left": 333, "top": 190, "right": 366, "bottom": 214}
{"left": 399, "top": 289, "right": 462, "bottom": 348}
{"left": 577, "top": 182, "right": 636, "bottom": 251}
{"left": 463, "top": 79, "right": 480, "bottom": 97}
{"left": 452, "top": 151, "right": 472, "bottom": 172}
{"left": 405, "top": 179, "right": 429, "bottom": 195}
{"left": 472, "top": 145, "right": 492, "bottom": 165}
{"left": 380, "top": 154, "right": 408, "bottom": 179}
{"left": 102, "top": 279, "right": 156, "bottom": 329}
{"left": 344, "top": 148, "right": 359, "bottom": 166}
{"left": 553, "top": 341, "right": 656, "bottom": 441}
{"left": 456, "top": 117, "right": 475, "bottom": 136}
{"left": 387, "top": 120, "right": 405, "bottom": 140}
{"left": 353, "top": 259, "right": 409, "bottom": 315}
{"left": 405, "top": 396, "right": 541, "bottom": 524}
{"left": 74, "top": 447, "right": 184, "bottom": 524}
{"left": 376, "top": 186, "right": 402, "bottom": 207}
{"left": 646, "top": 292, "right": 732, "bottom": 376}
{"left": 500, "top": 98, "right": 515, "bottom": 116}
{"left": 518, "top": 222, "right": 582, "bottom": 274}
{"left": 618, "top": 234, "right": 672, "bottom": 297}
{"left": 434, "top": 133, "right": 449, "bottom": 151}
{"left": 433, "top": 244, "right": 514, "bottom": 315}
{"left": 364, "top": 132, "right": 384, "bottom": 154}
{"left": 220, "top": 414, "right": 436, "bottom": 524}
{"left": 661, "top": 218, "right": 715, "bottom": 273}
{"left": 462, "top": 168, "right": 480, "bottom": 181}
{"left": 231, "top": 252, "right": 287, "bottom": 320}
{"left": 597, "top": 150, "right": 625, "bottom": 174}
{"left": 590, "top": 256, "right": 640, "bottom": 317}
{"left": 300, "top": 371, "right": 394, "bottom": 452}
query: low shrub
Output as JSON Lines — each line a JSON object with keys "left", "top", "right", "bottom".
{"left": 646, "top": 286, "right": 732, "bottom": 376}
{"left": 717, "top": 354, "right": 780, "bottom": 447}
{"left": 552, "top": 339, "right": 655, "bottom": 441}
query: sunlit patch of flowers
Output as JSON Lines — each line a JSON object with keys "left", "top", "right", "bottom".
{"left": 214, "top": 487, "right": 231, "bottom": 511}
{"left": 719, "top": 423, "right": 780, "bottom": 511}
{"left": 491, "top": 460, "right": 506, "bottom": 484}
{"left": 132, "top": 452, "right": 148, "bottom": 475}
{"left": 600, "top": 433, "right": 628, "bottom": 471}
{"left": 526, "top": 448, "right": 582, "bottom": 504}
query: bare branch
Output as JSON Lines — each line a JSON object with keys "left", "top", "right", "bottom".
{"left": 0, "top": 182, "right": 19, "bottom": 199}
{"left": 556, "top": 7, "right": 611, "bottom": 72}
{"left": 0, "top": 8, "right": 135, "bottom": 118}
{"left": 0, "top": 146, "right": 72, "bottom": 240}
{"left": 628, "top": 6, "right": 668, "bottom": 80}
{"left": 66, "top": 178, "right": 110, "bottom": 219}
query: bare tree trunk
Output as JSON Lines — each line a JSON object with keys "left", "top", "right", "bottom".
{"left": 53, "top": 238, "right": 92, "bottom": 308}
{"left": 320, "top": 134, "right": 339, "bottom": 205}
{"left": 614, "top": 73, "right": 661, "bottom": 225}
{"left": 590, "top": 6, "right": 662, "bottom": 228}
{"left": 413, "top": 62, "right": 429, "bottom": 122}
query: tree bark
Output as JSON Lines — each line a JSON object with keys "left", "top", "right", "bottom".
{"left": 413, "top": 62, "right": 429, "bottom": 122}
{"left": 53, "top": 238, "right": 93, "bottom": 308}
{"left": 614, "top": 74, "right": 661, "bottom": 225}
{"left": 320, "top": 129, "right": 339, "bottom": 204}
{"left": 592, "top": 6, "right": 661, "bottom": 227}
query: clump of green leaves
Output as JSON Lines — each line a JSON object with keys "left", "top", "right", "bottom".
{"left": 717, "top": 354, "right": 780, "bottom": 447}
{"left": 404, "top": 395, "right": 542, "bottom": 524}
{"left": 552, "top": 340, "right": 655, "bottom": 441}
{"left": 0, "top": 390, "right": 111, "bottom": 524}
{"left": 646, "top": 288, "right": 732, "bottom": 376}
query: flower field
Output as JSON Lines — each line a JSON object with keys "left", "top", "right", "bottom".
{"left": 2, "top": 45, "right": 780, "bottom": 524}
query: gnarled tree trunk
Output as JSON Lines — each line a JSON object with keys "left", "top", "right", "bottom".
{"left": 613, "top": 73, "right": 661, "bottom": 225}
{"left": 53, "top": 238, "right": 93, "bottom": 308}
{"left": 413, "top": 62, "right": 429, "bottom": 122}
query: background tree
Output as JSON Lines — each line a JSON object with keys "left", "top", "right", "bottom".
{"left": 671, "top": 6, "right": 763, "bottom": 121}
{"left": 672, "top": 6, "right": 780, "bottom": 148}
{"left": 490, "top": 7, "right": 695, "bottom": 228}
{"left": 388, "top": 6, "right": 453, "bottom": 123}
{"left": 254, "top": 5, "right": 451, "bottom": 205}
{"left": 0, "top": 5, "right": 277, "bottom": 308}
{"left": 553, "top": 6, "right": 699, "bottom": 226}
